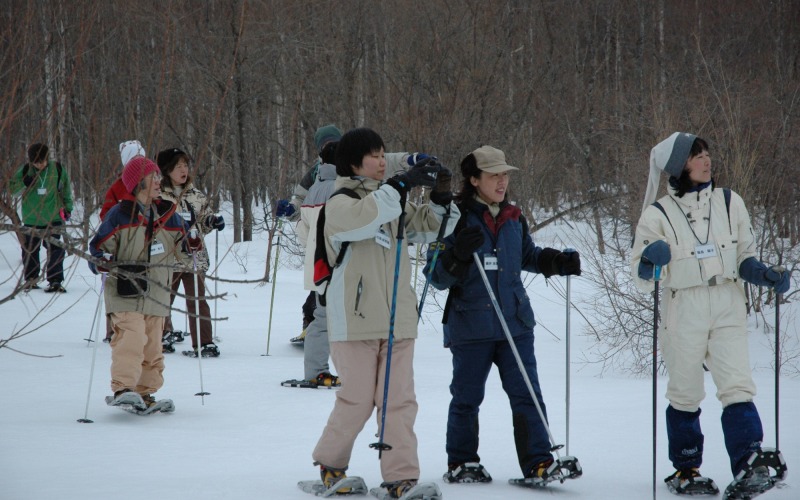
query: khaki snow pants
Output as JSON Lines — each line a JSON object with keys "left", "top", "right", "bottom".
{"left": 109, "top": 312, "right": 165, "bottom": 395}
{"left": 313, "top": 339, "right": 419, "bottom": 482}
{"left": 660, "top": 281, "right": 757, "bottom": 412}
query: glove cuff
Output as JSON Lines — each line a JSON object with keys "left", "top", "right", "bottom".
{"left": 429, "top": 190, "right": 452, "bottom": 206}
{"left": 441, "top": 250, "right": 471, "bottom": 277}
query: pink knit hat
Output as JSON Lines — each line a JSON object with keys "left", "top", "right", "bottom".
{"left": 121, "top": 157, "right": 160, "bottom": 193}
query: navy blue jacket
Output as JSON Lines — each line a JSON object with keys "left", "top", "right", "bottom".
{"left": 425, "top": 198, "right": 547, "bottom": 347}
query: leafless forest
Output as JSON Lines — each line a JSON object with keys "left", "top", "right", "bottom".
{"left": 2, "top": 0, "right": 799, "bottom": 369}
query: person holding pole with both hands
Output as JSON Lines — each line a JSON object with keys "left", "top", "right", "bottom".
{"left": 423, "top": 145, "right": 582, "bottom": 488}
{"left": 631, "top": 132, "right": 789, "bottom": 498}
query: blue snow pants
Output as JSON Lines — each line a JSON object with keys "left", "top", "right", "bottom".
{"left": 446, "top": 335, "right": 552, "bottom": 475}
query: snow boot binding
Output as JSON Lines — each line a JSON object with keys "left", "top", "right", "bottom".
{"left": 297, "top": 464, "right": 368, "bottom": 496}
{"left": 130, "top": 394, "right": 175, "bottom": 415}
{"left": 557, "top": 455, "right": 583, "bottom": 480}
{"left": 290, "top": 329, "right": 307, "bottom": 346}
{"left": 722, "top": 448, "right": 787, "bottom": 500}
{"left": 442, "top": 462, "right": 492, "bottom": 483}
{"left": 182, "top": 343, "right": 220, "bottom": 358}
{"left": 370, "top": 479, "right": 442, "bottom": 499}
{"left": 105, "top": 389, "right": 146, "bottom": 411}
{"left": 664, "top": 468, "right": 719, "bottom": 496}
{"left": 509, "top": 458, "right": 566, "bottom": 488}
{"left": 315, "top": 372, "right": 341, "bottom": 388}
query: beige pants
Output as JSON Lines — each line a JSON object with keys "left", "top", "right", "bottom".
{"left": 660, "top": 282, "right": 757, "bottom": 412}
{"left": 313, "top": 339, "right": 419, "bottom": 482}
{"left": 109, "top": 312, "right": 165, "bottom": 395}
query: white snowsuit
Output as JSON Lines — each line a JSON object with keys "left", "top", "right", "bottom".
{"left": 631, "top": 184, "right": 758, "bottom": 412}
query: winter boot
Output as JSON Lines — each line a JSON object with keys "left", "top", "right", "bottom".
{"left": 201, "top": 343, "right": 220, "bottom": 357}
{"left": 170, "top": 330, "right": 185, "bottom": 343}
{"left": 320, "top": 465, "right": 352, "bottom": 494}
{"left": 664, "top": 468, "right": 719, "bottom": 495}
{"left": 44, "top": 281, "right": 66, "bottom": 293}
{"left": 443, "top": 462, "right": 492, "bottom": 483}
{"left": 290, "top": 329, "right": 307, "bottom": 345}
{"left": 162, "top": 332, "right": 175, "bottom": 353}
{"left": 381, "top": 479, "right": 417, "bottom": 499}
{"left": 314, "top": 372, "right": 340, "bottom": 387}
{"left": 141, "top": 394, "right": 157, "bottom": 410}
{"left": 526, "top": 458, "right": 564, "bottom": 484}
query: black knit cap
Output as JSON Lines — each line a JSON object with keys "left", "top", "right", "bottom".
{"left": 28, "top": 143, "right": 48, "bottom": 163}
{"left": 156, "top": 147, "right": 190, "bottom": 174}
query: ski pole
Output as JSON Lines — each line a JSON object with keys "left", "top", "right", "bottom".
{"left": 191, "top": 238, "right": 210, "bottom": 402}
{"left": 78, "top": 273, "right": 106, "bottom": 423}
{"left": 213, "top": 226, "right": 220, "bottom": 343}
{"left": 370, "top": 206, "right": 407, "bottom": 457}
{"left": 471, "top": 252, "right": 563, "bottom": 457}
{"left": 772, "top": 265, "right": 785, "bottom": 449}
{"left": 417, "top": 206, "right": 451, "bottom": 322}
{"left": 84, "top": 279, "right": 105, "bottom": 346}
{"left": 652, "top": 265, "right": 662, "bottom": 500}
{"left": 264, "top": 218, "right": 283, "bottom": 356}
{"left": 563, "top": 247, "right": 576, "bottom": 455}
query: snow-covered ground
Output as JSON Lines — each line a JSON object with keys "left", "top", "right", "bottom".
{"left": 1, "top": 213, "right": 796, "bottom": 500}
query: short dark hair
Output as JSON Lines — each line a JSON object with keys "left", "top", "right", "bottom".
{"left": 670, "top": 137, "right": 711, "bottom": 197}
{"left": 334, "top": 128, "right": 385, "bottom": 177}
{"left": 27, "top": 143, "right": 48, "bottom": 163}
{"left": 320, "top": 141, "right": 338, "bottom": 165}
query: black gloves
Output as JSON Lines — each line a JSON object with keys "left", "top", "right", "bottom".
{"left": 429, "top": 167, "right": 453, "bottom": 206}
{"left": 385, "top": 157, "right": 442, "bottom": 198}
{"left": 206, "top": 214, "right": 225, "bottom": 231}
{"left": 453, "top": 226, "right": 485, "bottom": 262}
{"left": 537, "top": 248, "right": 581, "bottom": 278}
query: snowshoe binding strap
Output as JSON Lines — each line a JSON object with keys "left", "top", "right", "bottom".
{"left": 557, "top": 456, "right": 583, "bottom": 480}
{"left": 664, "top": 468, "right": 720, "bottom": 496}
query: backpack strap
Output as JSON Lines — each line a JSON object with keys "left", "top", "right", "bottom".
{"left": 723, "top": 187, "right": 732, "bottom": 234}
{"left": 651, "top": 201, "right": 680, "bottom": 244}
{"left": 314, "top": 187, "right": 361, "bottom": 304}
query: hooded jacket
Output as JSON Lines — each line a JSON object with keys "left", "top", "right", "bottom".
{"left": 631, "top": 184, "right": 756, "bottom": 292}
{"left": 323, "top": 175, "right": 459, "bottom": 342}
{"left": 89, "top": 199, "right": 188, "bottom": 316}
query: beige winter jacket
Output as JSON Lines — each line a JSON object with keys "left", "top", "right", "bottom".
{"left": 631, "top": 185, "right": 757, "bottom": 292}
{"left": 160, "top": 183, "right": 214, "bottom": 272}
{"left": 323, "top": 175, "right": 459, "bottom": 342}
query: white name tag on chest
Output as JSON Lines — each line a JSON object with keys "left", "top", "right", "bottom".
{"left": 483, "top": 255, "right": 499, "bottom": 270}
{"left": 695, "top": 243, "right": 717, "bottom": 260}
{"left": 179, "top": 211, "right": 192, "bottom": 221}
{"left": 150, "top": 240, "right": 166, "bottom": 256}
{"left": 375, "top": 227, "right": 392, "bottom": 249}
{"left": 37, "top": 188, "right": 47, "bottom": 195}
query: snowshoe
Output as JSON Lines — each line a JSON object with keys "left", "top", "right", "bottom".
{"left": 290, "top": 329, "right": 307, "bottom": 346}
{"left": 557, "top": 455, "right": 583, "bottom": 480}
{"left": 281, "top": 379, "right": 335, "bottom": 389}
{"left": 117, "top": 394, "right": 175, "bottom": 415}
{"left": 183, "top": 343, "right": 221, "bottom": 358}
{"left": 665, "top": 468, "right": 719, "bottom": 496}
{"left": 315, "top": 372, "right": 341, "bottom": 388}
{"left": 105, "top": 389, "right": 146, "bottom": 411}
{"left": 442, "top": 462, "right": 492, "bottom": 483}
{"left": 722, "top": 448, "right": 787, "bottom": 500}
{"left": 168, "top": 330, "right": 185, "bottom": 343}
{"left": 370, "top": 480, "right": 441, "bottom": 499}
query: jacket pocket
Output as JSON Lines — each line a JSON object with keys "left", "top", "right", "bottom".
{"left": 117, "top": 264, "right": 149, "bottom": 297}
{"left": 514, "top": 287, "right": 536, "bottom": 328}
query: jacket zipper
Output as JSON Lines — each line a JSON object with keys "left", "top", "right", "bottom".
{"left": 354, "top": 277, "right": 364, "bottom": 318}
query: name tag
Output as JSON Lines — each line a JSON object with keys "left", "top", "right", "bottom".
{"left": 375, "top": 227, "right": 391, "bottom": 249}
{"left": 151, "top": 240, "right": 166, "bottom": 256}
{"left": 37, "top": 188, "right": 47, "bottom": 195}
{"left": 179, "top": 211, "right": 192, "bottom": 221}
{"left": 695, "top": 243, "right": 717, "bottom": 260}
{"left": 484, "top": 255, "right": 498, "bottom": 271}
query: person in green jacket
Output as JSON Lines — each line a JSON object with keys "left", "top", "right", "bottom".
{"left": 10, "top": 143, "right": 73, "bottom": 292}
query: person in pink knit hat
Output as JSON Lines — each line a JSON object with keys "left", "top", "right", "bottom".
{"left": 89, "top": 157, "right": 202, "bottom": 412}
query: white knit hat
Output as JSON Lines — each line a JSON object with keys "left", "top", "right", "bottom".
{"left": 119, "top": 140, "right": 146, "bottom": 168}
{"left": 641, "top": 132, "right": 696, "bottom": 214}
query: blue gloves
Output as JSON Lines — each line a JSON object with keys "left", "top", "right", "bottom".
{"left": 206, "top": 214, "right": 225, "bottom": 231}
{"left": 276, "top": 199, "right": 295, "bottom": 218}
{"left": 638, "top": 240, "right": 671, "bottom": 280}
{"left": 739, "top": 257, "right": 791, "bottom": 293}
{"left": 407, "top": 153, "right": 431, "bottom": 167}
